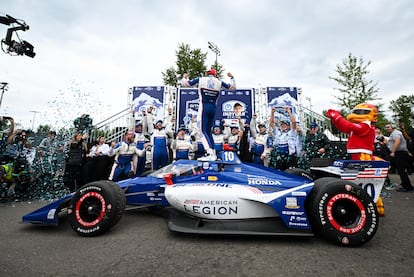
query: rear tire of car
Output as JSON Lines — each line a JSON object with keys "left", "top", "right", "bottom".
{"left": 68, "top": 180, "right": 125, "bottom": 236}
{"left": 306, "top": 177, "right": 379, "bottom": 246}
{"left": 285, "top": 168, "right": 313, "bottom": 180}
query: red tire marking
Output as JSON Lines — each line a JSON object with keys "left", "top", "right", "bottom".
{"left": 326, "top": 193, "right": 366, "bottom": 234}
{"left": 75, "top": 191, "right": 106, "bottom": 227}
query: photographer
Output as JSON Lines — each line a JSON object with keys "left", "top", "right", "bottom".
{"left": 1, "top": 128, "right": 34, "bottom": 198}
{"left": 374, "top": 135, "right": 390, "bottom": 160}
{"left": 63, "top": 132, "right": 88, "bottom": 192}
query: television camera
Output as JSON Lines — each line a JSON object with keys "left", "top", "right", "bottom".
{"left": 0, "top": 14, "right": 35, "bottom": 58}
{"left": 73, "top": 114, "right": 93, "bottom": 132}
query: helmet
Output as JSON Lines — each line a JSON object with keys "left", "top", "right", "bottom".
{"left": 206, "top": 69, "right": 217, "bottom": 77}
{"left": 346, "top": 103, "right": 378, "bottom": 123}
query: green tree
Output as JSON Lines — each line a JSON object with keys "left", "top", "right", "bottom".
{"left": 389, "top": 94, "right": 414, "bottom": 131}
{"left": 37, "top": 124, "right": 52, "bottom": 134}
{"left": 162, "top": 66, "right": 178, "bottom": 87}
{"left": 329, "top": 53, "right": 380, "bottom": 115}
{"left": 375, "top": 104, "right": 389, "bottom": 130}
{"left": 162, "top": 43, "right": 225, "bottom": 85}
{"left": 210, "top": 60, "right": 225, "bottom": 78}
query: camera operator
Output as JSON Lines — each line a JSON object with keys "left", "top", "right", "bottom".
{"left": 1, "top": 128, "right": 35, "bottom": 197}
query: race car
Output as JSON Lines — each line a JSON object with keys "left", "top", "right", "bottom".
{"left": 22, "top": 151, "right": 384, "bottom": 246}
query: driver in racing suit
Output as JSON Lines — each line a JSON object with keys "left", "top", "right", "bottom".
{"left": 182, "top": 69, "right": 236, "bottom": 160}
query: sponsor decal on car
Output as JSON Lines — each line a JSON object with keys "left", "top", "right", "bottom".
{"left": 47, "top": 209, "right": 56, "bottom": 220}
{"left": 183, "top": 199, "right": 239, "bottom": 215}
{"left": 285, "top": 197, "right": 299, "bottom": 209}
{"left": 174, "top": 183, "right": 233, "bottom": 188}
{"left": 288, "top": 215, "right": 309, "bottom": 227}
{"left": 247, "top": 175, "right": 281, "bottom": 186}
{"left": 291, "top": 191, "right": 306, "bottom": 196}
{"left": 281, "top": 210, "right": 304, "bottom": 216}
{"left": 184, "top": 205, "right": 238, "bottom": 215}
{"left": 184, "top": 199, "right": 238, "bottom": 205}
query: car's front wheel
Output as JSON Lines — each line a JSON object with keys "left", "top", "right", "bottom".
{"left": 68, "top": 180, "right": 125, "bottom": 236}
{"left": 306, "top": 177, "right": 379, "bottom": 246}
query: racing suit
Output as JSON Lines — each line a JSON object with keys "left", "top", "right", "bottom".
{"left": 134, "top": 131, "right": 148, "bottom": 176}
{"left": 250, "top": 118, "right": 273, "bottom": 166}
{"left": 109, "top": 141, "right": 144, "bottom": 181}
{"left": 171, "top": 135, "right": 196, "bottom": 160}
{"left": 271, "top": 128, "right": 298, "bottom": 170}
{"left": 150, "top": 127, "right": 173, "bottom": 170}
{"left": 183, "top": 75, "right": 236, "bottom": 155}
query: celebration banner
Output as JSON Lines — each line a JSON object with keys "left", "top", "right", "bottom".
{"left": 131, "top": 86, "right": 165, "bottom": 122}
{"left": 216, "top": 89, "right": 253, "bottom": 127}
{"left": 267, "top": 87, "right": 299, "bottom": 122}
{"left": 176, "top": 88, "right": 253, "bottom": 131}
{"left": 176, "top": 88, "right": 199, "bottom": 129}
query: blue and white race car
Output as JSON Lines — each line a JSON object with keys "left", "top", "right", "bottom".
{"left": 22, "top": 151, "right": 387, "bottom": 246}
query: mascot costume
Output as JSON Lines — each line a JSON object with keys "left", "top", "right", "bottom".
{"left": 326, "top": 103, "right": 385, "bottom": 216}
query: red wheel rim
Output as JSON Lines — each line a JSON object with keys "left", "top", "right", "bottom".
{"left": 75, "top": 191, "right": 106, "bottom": 227}
{"left": 326, "top": 193, "right": 366, "bottom": 234}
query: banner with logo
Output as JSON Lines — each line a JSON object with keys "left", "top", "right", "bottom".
{"left": 216, "top": 89, "right": 253, "bottom": 127}
{"left": 267, "top": 87, "right": 299, "bottom": 123}
{"left": 131, "top": 86, "right": 165, "bottom": 122}
{"left": 176, "top": 88, "right": 199, "bottom": 129}
{"left": 176, "top": 88, "right": 253, "bottom": 131}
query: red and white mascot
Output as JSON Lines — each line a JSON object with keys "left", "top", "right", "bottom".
{"left": 326, "top": 103, "right": 378, "bottom": 160}
{"left": 326, "top": 103, "right": 385, "bottom": 216}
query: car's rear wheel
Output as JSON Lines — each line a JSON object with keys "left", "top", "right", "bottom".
{"left": 306, "top": 177, "right": 379, "bottom": 246}
{"left": 285, "top": 168, "right": 313, "bottom": 180}
{"left": 68, "top": 181, "right": 125, "bottom": 236}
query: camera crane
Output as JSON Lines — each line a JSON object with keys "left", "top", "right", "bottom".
{"left": 0, "top": 14, "right": 35, "bottom": 58}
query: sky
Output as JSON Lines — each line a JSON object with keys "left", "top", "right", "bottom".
{"left": 1, "top": 0, "right": 413, "bottom": 130}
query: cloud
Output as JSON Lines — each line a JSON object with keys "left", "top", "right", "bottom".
{"left": 1, "top": 0, "right": 413, "bottom": 129}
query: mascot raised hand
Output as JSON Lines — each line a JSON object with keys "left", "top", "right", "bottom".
{"left": 326, "top": 103, "right": 385, "bottom": 216}
{"left": 326, "top": 103, "right": 378, "bottom": 160}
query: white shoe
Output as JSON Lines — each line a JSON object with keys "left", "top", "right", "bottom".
{"left": 197, "top": 148, "right": 217, "bottom": 161}
{"left": 197, "top": 153, "right": 217, "bottom": 161}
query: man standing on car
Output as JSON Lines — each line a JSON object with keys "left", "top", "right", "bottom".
{"left": 182, "top": 69, "right": 236, "bottom": 160}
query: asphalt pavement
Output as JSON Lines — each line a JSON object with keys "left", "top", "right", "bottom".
{"left": 0, "top": 174, "right": 413, "bottom": 277}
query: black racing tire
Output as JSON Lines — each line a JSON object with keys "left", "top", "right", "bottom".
{"left": 285, "top": 168, "right": 313, "bottom": 180}
{"left": 306, "top": 177, "right": 379, "bottom": 246}
{"left": 68, "top": 180, "right": 125, "bottom": 237}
